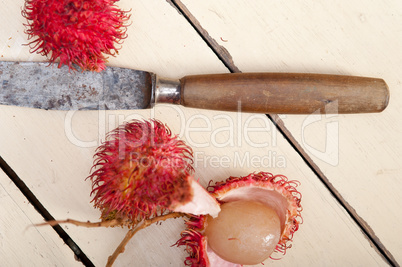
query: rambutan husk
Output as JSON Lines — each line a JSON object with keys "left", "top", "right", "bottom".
{"left": 176, "top": 172, "right": 303, "bottom": 267}
{"left": 87, "top": 119, "right": 194, "bottom": 226}
{"left": 87, "top": 119, "right": 220, "bottom": 228}
{"left": 21, "top": 0, "right": 131, "bottom": 71}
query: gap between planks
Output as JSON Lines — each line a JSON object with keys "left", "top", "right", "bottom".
{"left": 168, "top": 0, "right": 398, "bottom": 266}
{"left": 0, "top": 156, "right": 95, "bottom": 267}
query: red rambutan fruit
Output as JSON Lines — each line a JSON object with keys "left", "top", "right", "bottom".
{"left": 88, "top": 120, "right": 193, "bottom": 227}
{"left": 21, "top": 0, "right": 130, "bottom": 72}
{"left": 87, "top": 119, "right": 220, "bottom": 229}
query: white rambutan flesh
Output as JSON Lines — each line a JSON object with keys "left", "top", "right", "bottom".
{"left": 205, "top": 200, "right": 281, "bottom": 265}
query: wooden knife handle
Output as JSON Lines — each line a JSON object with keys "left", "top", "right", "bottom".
{"left": 180, "top": 73, "right": 389, "bottom": 114}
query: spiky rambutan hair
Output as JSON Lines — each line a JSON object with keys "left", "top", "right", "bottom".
{"left": 22, "top": 0, "right": 130, "bottom": 71}
{"left": 88, "top": 120, "right": 194, "bottom": 228}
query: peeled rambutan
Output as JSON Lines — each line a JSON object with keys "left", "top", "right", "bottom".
{"left": 88, "top": 119, "right": 220, "bottom": 228}
{"left": 176, "top": 172, "right": 303, "bottom": 266}
{"left": 21, "top": 0, "right": 130, "bottom": 72}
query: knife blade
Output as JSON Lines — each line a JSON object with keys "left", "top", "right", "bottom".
{"left": 0, "top": 61, "right": 389, "bottom": 114}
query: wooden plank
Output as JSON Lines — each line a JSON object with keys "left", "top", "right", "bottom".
{"left": 178, "top": 0, "right": 402, "bottom": 265}
{"left": 0, "top": 169, "right": 82, "bottom": 266}
{"left": 0, "top": 0, "right": 393, "bottom": 266}
{"left": 154, "top": 106, "right": 389, "bottom": 267}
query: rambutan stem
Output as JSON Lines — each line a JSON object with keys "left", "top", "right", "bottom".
{"left": 34, "top": 218, "right": 124, "bottom": 228}
{"left": 106, "top": 212, "right": 185, "bottom": 267}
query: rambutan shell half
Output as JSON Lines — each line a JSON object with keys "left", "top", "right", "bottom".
{"left": 176, "top": 172, "right": 302, "bottom": 266}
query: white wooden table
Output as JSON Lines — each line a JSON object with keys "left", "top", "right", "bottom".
{"left": 1, "top": 0, "right": 401, "bottom": 266}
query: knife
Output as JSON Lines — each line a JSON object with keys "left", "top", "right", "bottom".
{"left": 0, "top": 61, "right": 389, "bottom": 113}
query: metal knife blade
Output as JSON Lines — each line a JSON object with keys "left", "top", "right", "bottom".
{"left": 0, "top": 61, "right": 154, "bottom": 110}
